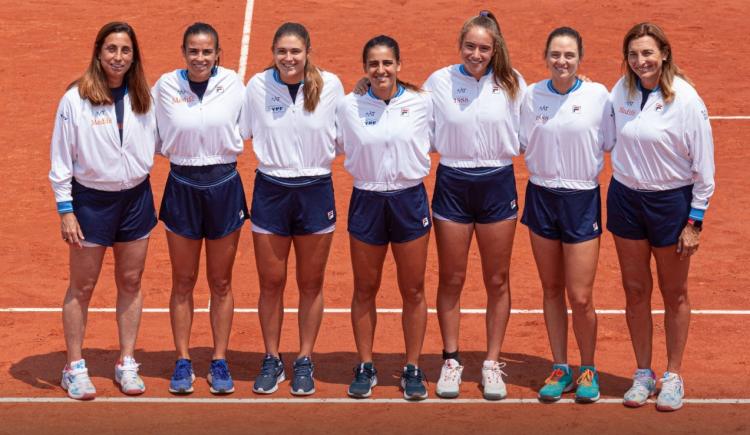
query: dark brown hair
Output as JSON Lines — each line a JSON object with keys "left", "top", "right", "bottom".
{"left": 73, "top": 22, "right": 151, "bottom": 113}
{"left": 183, "top": 22, "right": 221, "bottom": 69}
{"left": 622, "top": 22, "right": 691, "bottom": 103}
{"left": 270, "top": 22, "right": 323, "bottom": 112}
{"left": 361, "top": 35, "right": 421, "bottom": 93}
{"left": 544, "top": 26, "right": 583, "bottom": 60}
{"left": 459, "top": 10, "right": 521, "bottom": 100}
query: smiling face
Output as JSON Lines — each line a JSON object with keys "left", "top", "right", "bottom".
{"left": 460, "top": 26, "right": 494, "bottom": 79}
{"left": 627, "top": 35, "right": 666, "bottom": 90}
{"left": 545, "top": 35, "right": 580, "bottom": 86}
{"left": 364, "top": 45, "right": 400, "bottom": 99}
{"left": 273, "top": 34, "right": 307, "bottom": 84}
{"left": 99, "top": 32, "right": 133, "bottom": 87}
{"left": 183, "top": 33, "right": 219, "bottom": 82}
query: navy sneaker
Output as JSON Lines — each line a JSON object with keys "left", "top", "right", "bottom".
{"left": 291, "top": 356, "right": 316, "bottom": 396}
{"left": 348, "top": 362, "right": 378, "bottom": 398}
{"left": 207, "top": 359, "right": 235, "bottom": 394}
{"left": 400, "top": 364, "right": 428, "bottom": 401}
{"left": 253, "top": 354, "right": 285, "bottom": 394}
{"left": 169, "top": 358, "right": 195, "bottom": 394}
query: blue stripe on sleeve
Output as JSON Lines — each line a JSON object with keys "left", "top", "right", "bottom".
{"left": 689, "top": 208, "right": 705, "bottom": 221}
{"left": 57, "top": 201, "right": 73, "bottom": 214}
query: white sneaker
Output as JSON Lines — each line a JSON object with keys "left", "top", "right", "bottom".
{"left": 61, "top": 359, "right": 96, "bottom": 400}
{"left": 481, "top": 360, "right": 507, "bottom": 400}
{"left": 656, "top": 372, "right": 684, "bottom": 412}
{"left": 623, "top": 368, "right": 656, "bottom": 407}
{"left": 436, "top": 358, "right": 463, "bottom": 398}
{"left": 115, "top": 356, "right": 146, "bottom": 395}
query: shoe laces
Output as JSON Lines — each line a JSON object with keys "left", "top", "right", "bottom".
{"left": 544, "top": 368, "right": 566, "bottom": 385}
{"left": 294, "top": 358, "right": 313, "bottom": 377}
{"left": 354, "top": 364, "right": 375, "bottom": 383}
{"left": 484, "top": 362, "right": 507, "bottom": 384}
{"left": 660, "top": 373, "right": 682, "bottom": 397}
{"left": 403, "top": 366, "right": 425, "bottom": 386}
{"left": 211, "top": 360, "right": 230, "bottom": 380}
{"left": 173, "top": 360, "right": 192, "bottom": 380}
{"left": 260, "top": 355, "right": 282, "bottom": 376}
{"left": 577, "top": 369, "right": 594, "bottom": 387}
{"left": 440, "top": 360, "right": 463, "bottom": 383}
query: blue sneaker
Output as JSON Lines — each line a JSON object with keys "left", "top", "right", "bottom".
{"left": 207, "top": 359, "right": 235, "bottom": 395}
{"left": 538, "top": 364, "right": 574, "bottom": 402}
{"left": 347, "top": 362, "right": 378, "bottom": 398}
{"left": 291, "top": 356, "right": 315, "bottom": 396}
{"left": 575, "top": 366, "right": 600, "bottom": 403}
{"left": 253, "top": 354, "right": 285, "bottom": 394}
{"left": 169, "top": 358, "right": 195, "bottom": 394}
{"left": 400, "top": 364, "right": 427, "bottom": 401}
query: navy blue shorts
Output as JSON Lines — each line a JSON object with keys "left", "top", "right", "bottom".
{"left": 251, "top": 171, "right": 336, "bottom": 236}
{"left": 159, "top": 163, "right": 248, "bottom": 240}
{"left": 606, "top": 177, "right": 692, "bottom": 247}
{"left": 521, "top": 181, "right": 601, "bottom": 244}
{"left": 348, "top": 183, "right": 432, "bottom": 245}
{"left": 72, "top": 177, "right": 157, "bottom": 247}
{"left": 431, "top": 164, "right": 518, "bottom": 224}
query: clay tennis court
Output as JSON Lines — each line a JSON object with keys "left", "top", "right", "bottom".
{"left": 1, "top": 0, "right": 748, "bottom": 432}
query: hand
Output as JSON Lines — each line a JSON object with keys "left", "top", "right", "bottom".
{"left": 676, "top": 223, "right": 700, "bottom": 260}
{"left": 353, "top": 77, "right": 370, "bottom": 95}
{"left": 60, "top": 213, "right": 84, "bottom": 248}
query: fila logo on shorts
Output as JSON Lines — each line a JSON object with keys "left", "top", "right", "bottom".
{"left": 422, "top": 217, "right": 429, "bottom": 227}
{"left": 327, "top": 210, "right": 335, "bottom": 220}
{"left": 593, "top": 222, "right": 599, "bottom": 231}
{"left": 510, "top": 199, "right": 517, "bottom": 209}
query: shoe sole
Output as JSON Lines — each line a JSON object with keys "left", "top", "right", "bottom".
{"left": 168, "top": 373, "right": 196, "bottom": 395}
{"left": 575, "top": 393, "right": 600, "bottom": 404}
{"left": 61, "top": 381, "right": 96, "bottom": 400}
{"left": 348, "top": 377, "right": 378, "bottom": 398}
{"left": 207, "top": 374, "right": 235, "bottom": 395}
{"left": 253, "top": 372, "right": 286, "bottom": 394}
{"left": 656, "top": 402, "right": 683, "bottom": 412}
{"left": 436, "top": 389, "right": 459, "bottom": 399}
{"left": 291, "top": 387, "right": 316, "bottom": 396}
{"left": 116, "top": 382, "right": 146, "bottom": 396}
{"left": 403, "top": 391, "right": 428, "bottom": 401}
{"left": 538, "top": 382, "right": 575, "bottom": 402}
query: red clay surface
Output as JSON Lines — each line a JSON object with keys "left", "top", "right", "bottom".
{"left": 1, "top": 0, "right": 749, "bottom": 433}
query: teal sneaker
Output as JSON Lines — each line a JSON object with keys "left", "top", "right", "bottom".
{"left": 575, "top": 366, "right": 600, "bottom": 403}
{"left": 538, "top": 364, "right": 574, "bottom": 402}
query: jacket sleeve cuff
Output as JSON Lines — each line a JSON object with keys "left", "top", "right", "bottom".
{"left": 688, "top": 208, "right": 705, "bottom": 221}
{"left": 57, "top": 201, "right": 74, "bottom": 214}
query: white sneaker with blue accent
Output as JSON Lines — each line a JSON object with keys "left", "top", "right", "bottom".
{"left": 623, "top": 368, "right": 656, "bottom": 407}
{"left": 115, "top": 356, "right": 146, "bottom": 395}
{"left": 656, "top": 372, "right": 684, "bottom": 412}
{"left": 61, "top": 359, "right": 96, "bottom": 400}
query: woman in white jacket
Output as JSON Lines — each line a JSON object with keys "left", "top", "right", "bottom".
{"left": 49, "top": 21, "right": 157, "bottom": 400}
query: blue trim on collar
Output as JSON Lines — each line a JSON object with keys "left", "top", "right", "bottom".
{"left": 273, "top": 68, "right": 304, "bottom": 85}
{"left": 458, "top": 64, "right": 492, "bottom": 78}
{"left": 367, "top": 84, "right": 405, "bottom": 101}
{"left": 180, "top": 67, "right": 219, "bottom": 81}
{"left": 636, "top": 78, "right": 660, "bottom": 92}
{"left": 547, "top": 78, "right": 582, "bottom": 95}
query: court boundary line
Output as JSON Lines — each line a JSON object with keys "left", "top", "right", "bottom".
{"left": 1, "top": 307, "right": 748, "bottom": 315}
{"left": 236, "top": 0, "right": 255, "bottom": 81}
{"left": 709, "top": 115, "right": 750, "bottom": 120}
{"left": 0, "top": 397, "right": 747, "bottom": 404}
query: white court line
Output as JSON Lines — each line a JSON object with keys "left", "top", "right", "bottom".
{"left": 709, "top": 115, "right": 750, "bottom": 120}
{"left": 0, "top": 397, "right": 748, "bottom": 404}
{"left": 236, "top": 0, "right": 255, "bottom": 81}
{"left": 1, "top": 307, "right": 749, "bottom": 315}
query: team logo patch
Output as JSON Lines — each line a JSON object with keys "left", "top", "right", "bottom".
{"left": 625, "top": 100, "right": 635, "bottom": 107}
{"left": 701, "top": 109, "right": 709, "bottom": 120}
{"left": 363, "top": 110, "right": 377, "bottom": 126}
{"left": 266, "top": 105, "right": 285, "bottom": 113}
{"left": 510, "top": 199, "right": 517, "bottom": 209}
{"left": 572, "top": 105, "right": 581, "bottom": 114}
{"left": 59, "top": 112, "right": 70, "bottom": 121}
{"left": 401, "top": 107, "right": 410, "bottom": 117}
{"left": 619, "top": 106, "right": 637, "bottom": 116}
{"left": 173, "top": 89, "right": 196, "bottom": 104}
{"left": 91, "top": 109, "right": 112, "bottom": 126}
{"left": 216, "top": 86, "right": 224, "bottom": 93}
{"left": 655, "top": 103, "right": 663, "bottom": 112}
{"left": 453, "top": 87, "right": 469, "bottom": 105}
{"left": 422, "top": 217, "right": 429, "bottom": 227}
{"left": 492, "top": 86, "right": 501, "bottom": 94}
{"left": 327, "top": 210, "right": 335, "bottom": 220}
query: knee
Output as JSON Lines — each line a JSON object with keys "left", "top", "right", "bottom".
{"left": 68, "top": 279, "right": 97, "bottom": 302}
{"left": 485, "top": 272, "right": 510, "bottom": 298}
{"left": 661, "top": 284, "right": 689, "bottom": 310}
{"left": 438, "top": 271, "right": 466, "bottom": 295}
{"left": 542, "top": 282, "right": 566, "bottom": 301}
{"left": 400, "top": 286, "right": 426, "bottom": 305}
{"left": 172, "top": 271, "right": 198, "bottom": 296}
{"left": 208, "top": 275, "right": 232, "bottom": 298}
{"left": 258, "top": 272, "right": 286, "bottom": 294}
{"left": 568, "top": 293, "right": 594, "bottom": 314}
{"left": 353, "top": 286, "right": 378, "bottom": 305}
{"left": 623, "top": 280, "right": 651, "bottom": 305}
{"left": 297, "top": 276, "right": 324, "bottom": 298}
{"left": 117, "top": 269, "right": 144, "bottom": 295}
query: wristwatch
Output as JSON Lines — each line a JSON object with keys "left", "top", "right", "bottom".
{"left": 687, "top": 218, "right": 703, "bottom": 232}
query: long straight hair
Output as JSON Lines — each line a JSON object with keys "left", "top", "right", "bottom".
{"left": 459, "top": 11, "right": 521, "bottom": 101}
{"left": 622, "top": 22, "right": 691, "bottom": 103}
{"left": 361, "top": 35, "right": 421, "bottom": 93}
{"left": 73, "top": 22, "right": 151, "bottom": 113}
{"left": 269, "top": 22, "right": 323, "bottom": 112}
